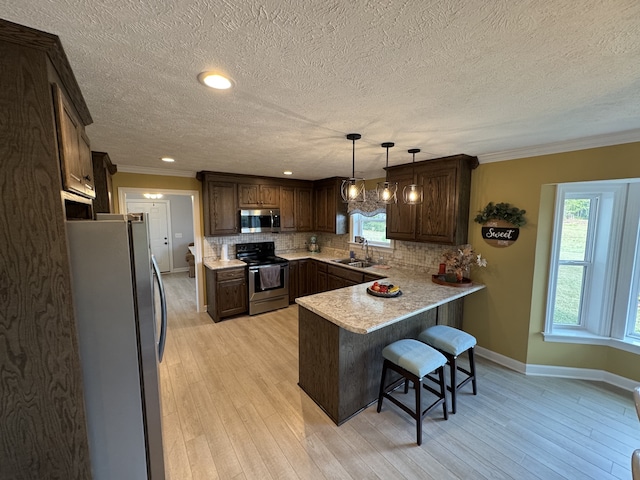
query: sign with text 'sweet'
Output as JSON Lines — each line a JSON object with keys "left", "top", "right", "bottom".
{"left": 481, "top": 219, "right": 519, "bottom": 248}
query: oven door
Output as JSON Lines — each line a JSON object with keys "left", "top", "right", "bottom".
{"left": 248, "top": 263, "right": 289, "bottom": 301}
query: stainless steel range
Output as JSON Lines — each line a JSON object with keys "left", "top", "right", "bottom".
{"left": 236, "top": 241, "right": 289, "bottom": 315}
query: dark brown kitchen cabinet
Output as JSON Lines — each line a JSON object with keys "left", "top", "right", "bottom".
{"left": 52, "top": 82, "right": 95, "bottom": 199}
{"left": 239, "top": 183, "right": 280, "bottom": 208}
{"left": 281, "top": 186, "right": 314, "bottom": 233}
{"left": 91, "top": 151, "right": 117, "bottom": 213}
{"left": 315, "top": 260, "right": 328, "bottom": 293}
{"left": 386, "top": 167, "right": 417, "bottom": 241}
{"left": 326, "top": 264, "right": 364, "bottom": 290}
{"left": 386, "top": 154, "right": 478, "bottom": 245}
{"left": 206, "top": 267, "right": 247, "bottom": 322}
{"left": 313, "top": 177, "right": 348, "bottom": 234}
{"left": 289, "top": 259, "right": 314, "bottom": 302}
{"left": 288, "top": 260, "right": 299, "bottom": 302}
{"left": 201, "top": 176, "right": 239, "bottom": 236}
{"left": 296, "top": 187, "right": 314, "bottom": 231}
{"left": 280, "top": 187, "right": 296, "bottom": 232}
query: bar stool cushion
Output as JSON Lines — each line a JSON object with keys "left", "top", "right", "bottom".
{"left": 382, "top": 339, "right": 446, "bottom": 378}
{"left": 418, "top": 325, "right": 476, "bottom": 356}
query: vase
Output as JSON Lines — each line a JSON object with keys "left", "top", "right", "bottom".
{"left": 456, "top": 272, "right": 464, "bottom": 282}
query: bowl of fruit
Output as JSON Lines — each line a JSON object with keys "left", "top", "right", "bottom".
{"left": 367, "top": 281, "right": 402, "bottom": 298}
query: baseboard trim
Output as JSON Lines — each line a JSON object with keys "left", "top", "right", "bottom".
{"left": 474, "top": 346, "right": 637, "bottom": 391}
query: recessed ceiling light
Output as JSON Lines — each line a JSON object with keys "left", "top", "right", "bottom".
{"left": 197, "top": 72, "right": 234, "bottom": 90}
{"left": 284, "top": 171, "right": 293, "bottom": 175}
{"left": 161, "top": 157, "right": 175, "bottom": 162}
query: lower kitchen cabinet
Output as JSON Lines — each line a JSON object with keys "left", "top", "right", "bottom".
{"left": 289, "top": 259, "right": 314, "bottom": 303}
{"left": 206, "top": 267, "right": 247, "bottom": 322}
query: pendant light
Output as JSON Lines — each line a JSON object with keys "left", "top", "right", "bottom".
{"left": 376, "top": 142, "right": 398, "bottom": 204}
{"left": 341, "top": 133, "right": 366, "bottom": 203}
{"left": 403, "top": 148, "right": 423, "bottom": 205}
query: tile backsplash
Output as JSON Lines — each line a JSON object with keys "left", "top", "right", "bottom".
{"left": 204, "top": 232, "right": 452, "bottom": 273}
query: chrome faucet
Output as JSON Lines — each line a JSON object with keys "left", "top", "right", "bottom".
{"left": 362, "top": 238, "right": 371, "bottom": 262}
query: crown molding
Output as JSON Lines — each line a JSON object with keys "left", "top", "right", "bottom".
{"left": 478, "top": 128, "right": 640, "bottom": 164}
{"left": 116, "top": 164, "right": 196, "bottom": 178}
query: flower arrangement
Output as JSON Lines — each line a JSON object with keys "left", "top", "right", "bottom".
{"left": 442, "top": 244, "right": 487, "bottom": 281}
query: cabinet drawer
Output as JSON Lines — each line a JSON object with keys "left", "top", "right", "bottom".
{"left": 217, "top": 268, "right": 246, "bottom": 281}
{"left": 327, "top": 264, "right": 363, "bottom": 284}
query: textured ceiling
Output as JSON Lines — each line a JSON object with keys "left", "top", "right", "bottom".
{"left": 3, "top": 1, "right": 640, "bottom": 180}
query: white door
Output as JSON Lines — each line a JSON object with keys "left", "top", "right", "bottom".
{"left": 127, "top": 201, "right": 171, "bottom": 272}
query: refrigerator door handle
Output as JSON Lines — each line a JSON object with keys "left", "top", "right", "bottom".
{"left": 152, "top": 255, "right": 168, "bottom": 362}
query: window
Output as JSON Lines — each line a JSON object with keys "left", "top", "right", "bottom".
{"left": 350, "top": 212, "right": 392, "bottom": 248}
{"left": 545, "top": 181, "right": 640, "bottom": 352}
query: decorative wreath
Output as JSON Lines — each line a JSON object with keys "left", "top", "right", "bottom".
{"left": 473, "top": 202, "right": 527, "bottom": 227}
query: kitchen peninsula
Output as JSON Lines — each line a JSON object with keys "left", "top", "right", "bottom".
{"left": 292, "top": 258, "right": 485, "bottom": 425}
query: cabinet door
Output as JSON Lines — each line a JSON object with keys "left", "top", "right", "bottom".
{"left": 280, "top": 187, "right": 296, "bottom": 232}
{"left": 239, "top": 184, "right": 260, "bottom": 207}
{"left": 53, "top": 82, "right": 94, "bottom": 198}
{"left": 416, "top": 164, "right": 457, "bottom": 244}
{"left": 203, "top": 179, "right": 238, "bottom": 236}
{"left": 288, "top": 260, "right": 299, "bottom": 303}
{"left": 217, "top": 279, "right": 247, "bottom": 318}
{"left": 259, "top": 185, "right": 280, "bottom": 207}
{"left": 314, "top": 186, "right": 329, "bottom": 232}
{"left": 239, "top": 184, "right": 279, "bottom": 208}
{"left": 386, "top": 169, "right": 416, "bottom": 241}
{"left": 298, "top": 259, "right": 313, "bottom": 297}
{"left": 295, "top": 187, "right": 313, "bottom": 231}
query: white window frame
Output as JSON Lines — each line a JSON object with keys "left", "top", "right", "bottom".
{"left": 544, "top": 180, "right": 640, "bottom": 354}
{"left": 349, "top": 213, "right": 394, "bottom": 250}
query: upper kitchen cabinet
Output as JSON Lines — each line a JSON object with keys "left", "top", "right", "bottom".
{"left": 52, "top": 82, "right": 95, "bottom": 199}
{"left": 386, "top": 154, "right": 478, "bottom": 245}
{"left": 239, "top": 183, "right": 280, "bottom": 208}
{"left": 199, "top": 173, "right": 239, "bottom": 236}
{"left": 91, "top": 151, "right": 117, "bottom": 213}
{"left": 313, "top": 177, "right": 348, "bottom": 234}
{"left": 281, "top": 185, "right": 314, "bottom": 232}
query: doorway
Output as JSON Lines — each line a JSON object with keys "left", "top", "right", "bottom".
{"left": 118, "top": 187, "right": 205, "bottom": 312}
{"left": 126, "top": 200, "right": 172, "bottom": 272}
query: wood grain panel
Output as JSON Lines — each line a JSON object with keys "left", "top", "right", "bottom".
{"left": 0, "top": 41, "right": 90, "bottom": 479}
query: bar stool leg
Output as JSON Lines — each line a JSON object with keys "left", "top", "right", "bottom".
{"left": 415, "top": 378, "right": 422, "bottom": 446}
{"left": 377, "top": 360, "right": 388, "bottom": 413}
{"left": 469, "top": 347, "right": 477, "bottom": 395}
{"left": 449, "top": 355, "right": 458, "bottom": 414}
{"left": 438, "top": 366, "right": 449, "bottom": 420}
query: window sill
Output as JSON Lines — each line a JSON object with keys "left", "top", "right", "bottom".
{"left": 542, "top": 331, "right": 640, "bottom": 355}
{"left": 348, "top": 241, "right": 394, "bottom": 252}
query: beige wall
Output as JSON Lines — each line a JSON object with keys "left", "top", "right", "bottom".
{"left": 111, "top": 172, "right": 201, "bottom": 210}
{"left": 464, "top": 141, "right": 640, "bottom": 381}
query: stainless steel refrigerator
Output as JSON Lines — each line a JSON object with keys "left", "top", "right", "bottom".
{"left": 67, "top": 213, "right": 167, "bottom": 479}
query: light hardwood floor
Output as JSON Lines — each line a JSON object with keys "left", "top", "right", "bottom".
{"left": 159, "top": 272, "right": 640, "bottom": 480}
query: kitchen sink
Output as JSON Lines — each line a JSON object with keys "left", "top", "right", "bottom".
{"left": 332, "top": 258, "right": 375, "bottom": 268}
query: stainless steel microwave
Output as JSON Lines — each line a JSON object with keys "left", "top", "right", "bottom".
{"left": 240, "top": 209, "right": 281, "bottom": 233}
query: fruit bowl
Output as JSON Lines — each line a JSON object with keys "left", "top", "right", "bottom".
{"left": 366, "top": 287, "right": 402, "bottom": 298}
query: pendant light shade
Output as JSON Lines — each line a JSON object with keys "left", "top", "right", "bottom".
{"left": 402, "top": 148, "right": 423, "bottom": 205}
{"left": 376, "top": 142, "right": 397, "bottom": 204}
{"left": 341, "top": 133, "right": 366, "bottom": 203}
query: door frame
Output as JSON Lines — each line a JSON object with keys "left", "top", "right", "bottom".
{"left": 118, "top": 187, "right": 205, "bottom": 312}
{"left": 125, "top": 199, "right": 173, "bottom": 272}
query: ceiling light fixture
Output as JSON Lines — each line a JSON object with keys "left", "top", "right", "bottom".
{"left": 376, "top": 142, "right": 398, "bottom": 204}
{"left": 143, "top": 193, "right": 163, "bottom": 200}
{"left": 340, "top": 133, "right": 365, "bottom": 203}
{"left": 161, "top": 157, "right": 175, "bottom": 163}
{"left": 283, "top": 171, "right": 293, "bottom": 175}
{"left": 403, "top": 148, "right": 423, "bottom": 205}
{"left": 197, "top": 71, "right": 234, "bottom": 90}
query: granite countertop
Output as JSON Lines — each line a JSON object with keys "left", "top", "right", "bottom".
{"left": 203, "top": 258, "right": 246, "bottom": 270}
{"left": 287, "top": 252, "right": 485, "bottom": 334}
{"left": 204, "top": 250, "right": 485, "bottom": 334}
